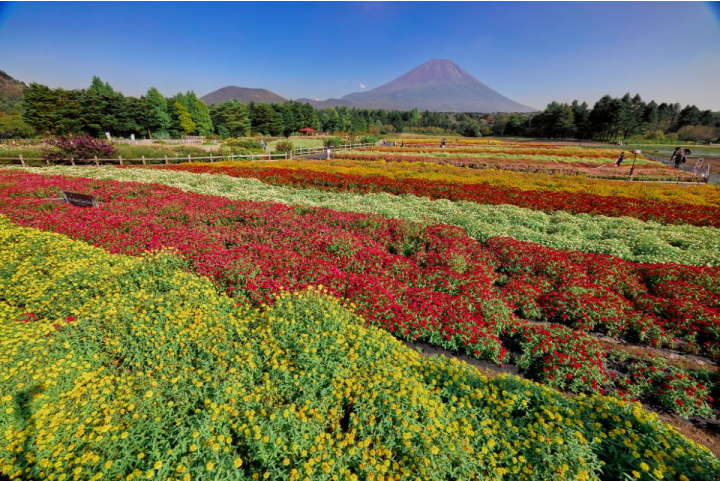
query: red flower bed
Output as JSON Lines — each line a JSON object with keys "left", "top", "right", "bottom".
{"left": 0, "top": 171, "right": 512, "bottom": 365}
{"left": 488, "top": 236, "right": 720, "bottom": 358}
{"left": 2, "top": 170, "right": 718, "bottom": 395}
{"left": 364, "top": 146, "right": 620, "bottom": 159}
{"left": 158, "top": 164, "right": 720, "bottom": 227}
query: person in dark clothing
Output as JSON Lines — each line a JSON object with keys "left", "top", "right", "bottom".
{"left": 614, "top": 151, "right": 625, "bottom": 166}
{"left": 671, "top": 147, "right": 683, "bottom": 168}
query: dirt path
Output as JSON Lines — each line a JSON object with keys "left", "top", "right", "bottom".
{"left": 403, "top": 335, "right": 720, "bottom": 458}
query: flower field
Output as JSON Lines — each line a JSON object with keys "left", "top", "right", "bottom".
{"left": 338, "top": 138, "right": 694, "bottom": 181}
{"left": 1, "top": 218, "right": 718, "bottom": 480}
{"left": 220, "top": 159, "right": 720, "bottom": 206}
{"left": 20, "top": 166, "right": 720, "bottom": 266}
{"left": 157, "top": 163, "right": 720, "bottom": 228}
{"left": 336, "top": 152, "right": 696, "bottom": 181}
{"left": 1, "top": 147, "right": 719, "bottom": 479}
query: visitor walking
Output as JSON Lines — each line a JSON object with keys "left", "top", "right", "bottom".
{"left": 440, "top": 138, "right": 447, "bottom": 148}
{"left": 614, "top": 151, "right": 625, "bottom": 166}
{"left": 672, "top": 148, "right": 689, "bottom": 169}
{"left": 401, "top": 140, "right": 404, "bottom": 147}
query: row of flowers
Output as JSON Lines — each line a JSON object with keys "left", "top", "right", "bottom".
{"left": 361, "top": 146, "right": 630, "bottom": 159}
{"left": 214, "top": 159, "right": 720, "bottom": 207}
{"left": 0, "top": 170, "right": 718, "bottom": 409}
{"left": 4, "top": 217, "right": 716, "bottom": 480}
{"left": 160, "top": 163, "right": 720, "bottom": 227}
{"left": 339, "top": 153, "right": 694, "bottom": 181}
{"left": 40, "top": 165, "right": 720, "bottom": 266}
{"left": 347, "top": 149, "right": 654, "bottom": 165}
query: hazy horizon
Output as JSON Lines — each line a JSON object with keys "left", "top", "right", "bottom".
{"left": 1, "top": 1, "right": 719, "bottom": 110}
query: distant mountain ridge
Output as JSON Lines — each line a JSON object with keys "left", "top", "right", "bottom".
{"left": 202, "top": 60, "right": 536, "bottom": 113}
{"left": 297, "top": 59, "right": 537, "bottom": 113}
{"left": 201, "top": 86, "right": 287, "bottom": 105}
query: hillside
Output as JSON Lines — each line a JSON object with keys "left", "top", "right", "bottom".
{"left": 201, "top": 86, "right": 287, "bottom": 105}
{"left": 0, "top": 70, "right": 26, "bottom": 113}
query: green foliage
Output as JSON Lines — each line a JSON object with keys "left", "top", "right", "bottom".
{"left": 145, "top": 87, "right": 172, "bottom": 138}
{"left": 210, "top": 100, "right": 251, "bottom": 138}
{"left": 174, "top": 101, "right": 196, "bottom": 135}
{"left": 112, "top": 144, "right": 208, "bottom": 159}
{"left": 249, "top": 103, "right": 283, "bottom": 136}
{"left": 677, "top": 125, "right": 718, "bottom": 142}
{"left": 0, "top": 112, "right": 35, "bottom": 138}
{"left": 222, "top": 138, "right": 263, "bottom": 150}
{"left": 274, "top": 139, "right": 294, "bottom": 154}
{"left": 0, "top": 70, "right": 26, "bottom": 114}
{"left": 359, "top": 135, "right": 379, "bottom": 144}
{"left": 458, "top": 119, "right": 482, "bottom": 137}
{"left": 323, "top": 136, "right": 343, "bottom": 148}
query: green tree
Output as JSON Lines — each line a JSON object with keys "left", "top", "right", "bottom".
{"left": 210, "top": 100, "right": 250, "bottom": 138}
{"left": 249, "top": 103, "right": 283, "bottom": 136}
{"left": 458, "top": 119, "right": 481, "bottom": 137}
{"left": 22, "top": 83, "right": 58, "bottom": 134}
{"left": 145, "top": 87, "right": 172, "bottom": 138}
{"left": 0, "top": 112, "right": 35, "bottom": 138}
{"left": 677, "top": 105, "right": 701, "bottom": 129}
{"left": 409, "top": 108, "right": 420, "bottom": 127}
{"left": 174, "top": 101, "right": 196, "bottom": 135}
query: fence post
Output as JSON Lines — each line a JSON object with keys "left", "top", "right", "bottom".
{"left": 70, "top": 156, "right": 76, "bottom": 167}
{"left": 19, "top": 155, "right": 25, "bottom": 167}
{"left": 94, "top": 156, "right": 99, "bottom": 167}
{"left": 46, "top": 157, "right": 50, "bottom": 166}
{"left": 251, "top": 154, "right": 254, "bottom": 161}
{"left": 188, "top": 155, "right": 191, "bottom": 163}
{"left": 142, "top": 155, "right": 146, "bottom": 165}
{"left": 210, "top": 154, "right": 213, "bottom": 162}
{"left": 231, "top": 154, "right": 235, "bottom": 162}
{"left": 119, "top": 156, "right": 123, "bottom": 166}
{"left": 164, "top": 155, "right": 169, "bottom": 165}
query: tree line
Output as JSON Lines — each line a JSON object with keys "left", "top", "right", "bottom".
{"left": 10, "top": 77, "right": 456, "bottom": 139}
{"left": 3, "top": 76, "right": 719, "bottom": 142}
{"left": 471, "top": 94, "right": 720, "bottom": 142}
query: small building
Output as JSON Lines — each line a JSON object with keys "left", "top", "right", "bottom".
{"left": 299, "top": 127, "right": 317, "bottom": 137}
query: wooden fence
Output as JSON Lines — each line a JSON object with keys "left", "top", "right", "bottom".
{"left": 0, "top": 143, "right": 376, "bottom": 167}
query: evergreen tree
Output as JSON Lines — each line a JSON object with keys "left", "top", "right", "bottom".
{"left": 174, "top": 101, "right": 196, "bottom": 135}
{"left": 210, "top": 100, "right": 250, "bottom": 138}
{"left": 145, "top": 87, "right": 172, "bottom": 138}
{"left": 22, "top": 83, "right": 58, "bottom": 134}
{"left": 249, "top": 103, "right": 282, "bottom": 136}
{"left": 643, "top": 101, "right": 659, "bottom": 132}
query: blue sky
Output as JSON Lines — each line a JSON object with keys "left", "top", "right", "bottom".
{"left": 1, "top": 1, "right": 719, "bottom": 110}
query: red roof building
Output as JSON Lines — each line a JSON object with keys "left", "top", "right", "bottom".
{"left": 299, "top": 127, "right": 317, "bottom": 136}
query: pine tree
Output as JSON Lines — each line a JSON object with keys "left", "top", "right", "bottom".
{"left": 146, "top": 87, "right": 172, "bottom": 138}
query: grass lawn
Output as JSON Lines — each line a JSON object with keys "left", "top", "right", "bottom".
{"left": 267, "top": 137, "right": 323, "bottom": 152}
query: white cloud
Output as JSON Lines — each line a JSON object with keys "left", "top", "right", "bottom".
{"left": 360, "top": 83, "right": 366, "bottom": 89}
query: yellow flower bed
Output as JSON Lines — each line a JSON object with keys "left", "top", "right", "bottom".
{"left": 0, "top": 217, "right": 716, "bottom": 480}
{"left": 212, "top": 159, "right": 720, "bottom": 207}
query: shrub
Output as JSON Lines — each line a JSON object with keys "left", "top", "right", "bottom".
{"left": 677, "top": 125, "right": 719, "bottom": 143}
{"left": 222, "top": 138, "right": 263, "bottom": 150}
{"left": 42, "top": 134, "right": 115, "bottom": 164}
{"left": 323, "top": 136, "right": 343, "bottom": 148}
{"left": 274, "top": 139, "right": 294, "bottom": 154}
{"left": 359, "top": 135, "right": 379, "bottom": 145}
